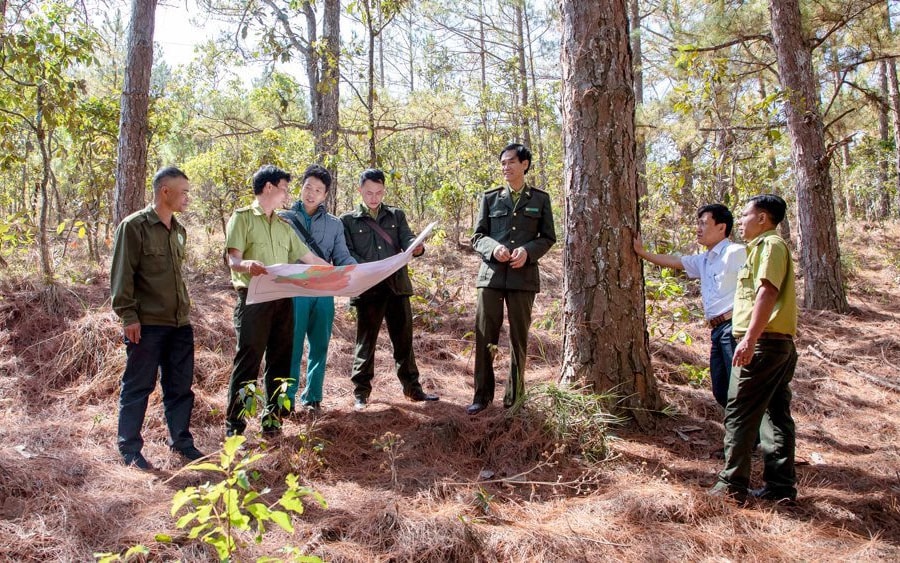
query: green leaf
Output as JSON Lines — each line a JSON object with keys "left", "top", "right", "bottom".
{"left": 154, "top": 533, "right": 172, "bottom": 543}
{"left": 269, "top": 510, "right": 294, "bottom": 533}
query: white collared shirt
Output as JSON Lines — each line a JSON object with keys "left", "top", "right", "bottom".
{"left": 681, "top": 239, "right": 747, "bottom": 320}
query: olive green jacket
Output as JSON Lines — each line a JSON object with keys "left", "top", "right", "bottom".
{"left": 110, "top": 205, "right": 191, "bottom": 328}
{"left": 471, "top": 185, "right": 556, "bottom": 292}
{"left": 341, "top": 203, "right": 420, "bottom": 299}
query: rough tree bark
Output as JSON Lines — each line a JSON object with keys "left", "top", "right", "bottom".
{"left": 113, "top": 0, "right": 157, "bottom": 226}
{"left": 769, "top": 0, "right": 849, "bottom": 312}
{"left": 559, "top": 0, "right": 662, "bottom": 426}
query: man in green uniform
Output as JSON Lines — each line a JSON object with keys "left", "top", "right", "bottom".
{"left": 341, "top": 168, "right": 439, "bottom": 410}
{"left": 467, "top": 143, "right": 556, "bottom": 415}
{"left": 710, "top": 194, "right": 798, "bottom": 503}
{"left": 110, "top": 166, "right": 202, "bottom": 469}
{"left": 225, "top": 165, "right": 328, "bottom": 437}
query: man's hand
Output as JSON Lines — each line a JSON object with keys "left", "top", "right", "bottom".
{"left": 243, "top": 260, "right": 268, "bottom": 276}
{"left": 413, "top": 244, "right": 425, "bottom": 257}
{"left": 633, "top": 234, "right": 645, "bottom": 255}
{"left": 510, "top": 247, "right": 528, "bottom": 268}
{"left": 492, "top": 245, "right": 511, "bottom": 262}
{"left": 124, "top": 322, "right": 141, "bottom": 344}
{"left": 732, "top": 336, "right": 756, "bottom": 367}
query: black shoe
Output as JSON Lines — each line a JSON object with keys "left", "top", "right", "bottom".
{"left": 173, "top": 445, "right": 205, "bottom": 461}
{"left": 225, "top": 428, "right": 243, "bottom": 438}
{"left": 122, "top": 452, "right": 153, "bottom": 470}
{"left": 354, "top": 396, "right": 368, "bottom": 411}
{"left": 466, "top": 403, "right": 487, "bottom": 416}
{"left": 750, "top": 486, "right": 797, "bottom": 503}
{"left": 406, "top": 389, "right": 439, "bottom": 402}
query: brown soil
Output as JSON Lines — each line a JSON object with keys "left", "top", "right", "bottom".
{"left": 0, "top": 221, "right": 898, "bottom": 561}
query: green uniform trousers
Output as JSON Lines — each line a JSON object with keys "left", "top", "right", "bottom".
{"left": 717, "top": 337, "right": 798, "bottom": 496}
{"left": 473, "top": 287, "right": 535, "bottom": 407}
{"left": 350, "top": 294, "right": 423, "bottom": 399}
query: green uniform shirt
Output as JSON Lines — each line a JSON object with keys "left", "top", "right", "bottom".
{"left": 225, "top": 199, "right": 309, "bottom": 290}
{"left": 110, "top": 205, "right": 191, "bottom": 328}
{"left": 732, "top": 230, "right": 798, "bottom": 337}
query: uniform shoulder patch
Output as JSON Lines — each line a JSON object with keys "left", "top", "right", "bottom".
{"left": 484, "top": 187, "right": 503, "bottom": 195}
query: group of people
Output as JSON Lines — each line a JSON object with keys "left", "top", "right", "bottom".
{"left": 109, "top": 143, "right": 555, "bottom": 469}
{"left": 109, "top": 144, "right": 798, "bottom": 505}
{"left": 635, "top": 195, "right": 799, "bottom": 504}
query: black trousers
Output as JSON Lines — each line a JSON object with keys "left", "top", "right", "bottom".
{"left": 226, "top": 291, "right": 294, "bottom": 433}
{"left": 118, "top": 324, "right": 195, "bottom": 455}
{"left": 350, "top": 293, "right": 423, "bottom": 399}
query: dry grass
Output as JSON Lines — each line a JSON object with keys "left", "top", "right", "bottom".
{"left": 0, "top": 222, "right": 898, "bottom": 561}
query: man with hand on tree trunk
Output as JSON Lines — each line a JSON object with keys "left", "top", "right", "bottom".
{"left": 634, "top": 204, "right": 746, "bottom": 411}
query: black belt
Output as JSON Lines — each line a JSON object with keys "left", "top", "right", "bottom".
{"left": 708, "top": 311, "right": 732, "bottom": 329}
{"left": 733, "top": 331, "right": 793, "bottom": 341}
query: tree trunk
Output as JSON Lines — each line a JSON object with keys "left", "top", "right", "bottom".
{"left": 524, "top": 3, "right": 546, "bottom": 189}
{"left": 36, "top": 86, "right": 53, "bottom": 283}
{"left": 878, "top": 61, "right": 891, "bottom": 219}
{"left": 884, "top": 1, "right": 900, "bottom": 218}
{"left": 113, "top": 0, "right": 157, "bottom": 226}
{"left": 560, "top": 0, "right": 662, "bottom": 426}
{"left": 629, "top": 0, "right": 647, "bottom": 202}
{"left": 769, "top": 0, "right": 848, "bottom": 313}
{"left": 514, "top": 1, "right": 531, "bottom": 147}
{"left": 321, "top": 0, "right": 341, "bottom": 210}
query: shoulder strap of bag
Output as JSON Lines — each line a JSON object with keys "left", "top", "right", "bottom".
{"left": 285, "top": 213, "right": 326, "bottom": 259}
{"left": 362, "top": 216, "right": 400, "bottom": 252}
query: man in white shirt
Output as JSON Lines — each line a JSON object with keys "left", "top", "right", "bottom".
{"left": 634, "top": 204, "right": 747, "bottom": 408}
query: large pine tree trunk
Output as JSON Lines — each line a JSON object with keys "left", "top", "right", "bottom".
{"left": 769, "top": 0, "right": 849, "bottom": 312}
{"left": 559, "top": 0, "right": 662, "bottom": 426}
{"left": 113, "top": 0, "right": 156, "bottom": 226}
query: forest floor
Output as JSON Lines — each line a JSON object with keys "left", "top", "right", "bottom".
{"left": 0, "top": 221, "right": 898, "bottom": 562}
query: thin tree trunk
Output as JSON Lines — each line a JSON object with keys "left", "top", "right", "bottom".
{"left": 321, "top": 0, "right": 341, "bottom": 210}
{"left": 560, "top": 0, "right": 662, "bottom": 426}
{"left": 878, "top": 61, "right": 891, "bottom": 219}
{"left": 514, "top": 1, "right": 531, "bottom": 147}
{"left": 629, "top": 0, "right": 647, "bottom": 202}
{"left": 884, "top": 0, "right": 900, "bottom": 218}
{"left": 769, "top": 0, "right": 848, "bottom": 312}
{"left": 524, "top": 2, "right": 546, "bottom": 188}
{"left": 36, "top": 86, "right": 53, "bottom": 282}
{"left": 113, "top": 0, "right": 157, "bottom": 226}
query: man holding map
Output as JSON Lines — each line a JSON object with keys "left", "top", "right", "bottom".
{"left": 340, "top": 169, "right": 439, "bottom": 410}
{"left": 224, "top": 165, "right": 328, "bottom": 437}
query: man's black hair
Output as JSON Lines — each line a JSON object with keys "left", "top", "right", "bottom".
{"left": 359, "top": 168, "right": 386, "bottom": 186}
{"left": 747, "top": 194, "right": 787, "bottom": 225}
{"left": 252, "top": 165, "right": 291, "bottom": 195}
{"left": 152, "top": 166, "right": 188, "bottom": 194}
{"left": 698, "top": 203, "right": 734, "bottom": 237}
{"left": 499, "top": 143, "right": 532, "bottom": 174}
{"left": 302, "top": 164, "right": 332, "bottom": 192}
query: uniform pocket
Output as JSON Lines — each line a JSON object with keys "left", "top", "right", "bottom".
{"left": 142, "top": 244, "right": 168, "bottom": 273}
{"left": 489, "top": 208, "right": 510, "bottom": 236}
